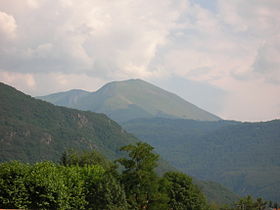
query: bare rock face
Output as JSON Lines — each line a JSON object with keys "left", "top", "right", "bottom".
{"left": 76, "top": 113, "right": 88, "bottom": 128}
{"left": 41, "top": 133, "right": 53, "bottom": 145}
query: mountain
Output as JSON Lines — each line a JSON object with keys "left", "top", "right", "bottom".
{"left": 38, "top": 79, "right": 221, "bottom": 122}
{"left": 0, "top": 82, "right": 138, "bottom": 163}
{"left": 122, "top": 118, "right": 280, "bottom": 202}
{"left": 0, "top": 82, "right": 239, "bottom": 205}
{"left": 40, "top": 89, "right": 90, "bottom": 108}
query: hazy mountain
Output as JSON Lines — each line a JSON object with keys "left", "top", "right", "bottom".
{"left": 40, "top": 89, "right": 90, "bottom": 107}
{"left": 38, "top": 79, "right": 221, "bottom": 122}
{"left": 122, "top": 118, "right": 280, "bottom": 202}
{"left": 0, "top": 82, "right": 238, "bottom": 204}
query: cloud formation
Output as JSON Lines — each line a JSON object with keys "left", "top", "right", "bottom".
{"left": 0, "top": 0, "right": 185, "bottom": 77}
{"left": 0, "top": 0, "right": 279, "bottom": 121}
{"left": 0, "top": 11, "right": 17, "bottom": 39}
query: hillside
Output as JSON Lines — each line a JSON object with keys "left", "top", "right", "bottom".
{"left": 38, "top": 79, "right": 221, "bottom": 122}
{"left": 0, "top": 82, "right": 138, "bottom": 163}
{"left": 122, "top": 118, "right": 280, "bottom": 202}
{"left": 0, "top": 82, "right": 239, "bottom": 205}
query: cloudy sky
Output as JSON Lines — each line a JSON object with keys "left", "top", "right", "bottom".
{"left": 0, "top": 0, "right": 279, "bottom": 121}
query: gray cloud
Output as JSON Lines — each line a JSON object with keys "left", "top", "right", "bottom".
{"left": 0, "top": 0, "right": 185, "bottom": 78}
{"left": 253, "top": 36, "right": 280, "bottom": 83}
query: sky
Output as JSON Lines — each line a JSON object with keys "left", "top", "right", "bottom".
{"left": 0, "top": 0, "right": 279, "bottom": 122}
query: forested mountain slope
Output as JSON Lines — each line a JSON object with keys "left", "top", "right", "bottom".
{"left": 122, "top": 118, "right": 280, "bottom": 202}
{"left": 0, "top": 82, "right": 138, "bottom": 162}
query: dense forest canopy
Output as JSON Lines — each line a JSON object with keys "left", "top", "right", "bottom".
{"left": 0, "top": 143, "right": 278, "bottom": 210}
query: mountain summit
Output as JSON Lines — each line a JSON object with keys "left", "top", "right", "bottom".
{"left": 39, "top": 79, "right": 221, "bottom": 122}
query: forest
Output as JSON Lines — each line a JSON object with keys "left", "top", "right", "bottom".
{"left": 0, "top": 142, "right": 277, "bottom": 210}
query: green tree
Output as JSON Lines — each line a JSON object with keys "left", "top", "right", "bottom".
{"left": 0, "top": 161, "right": 30, "bottom": 209}
{"left": 163, "top": 171, "right": 208, "bottom": 210}
{"left": 235, "top": 196, "right": 255, "bottom": 210}
{"left": 25, "top": 162, "right": 69, "bottom": 210}
{"left": 60, "top": 149, "right": 113, "bottom": 170}
{"left": 116, "top": 142, "right": 168, "bottom": 209}
{"left": 60, "top": 149, "right": 127, "bottom": 209}
{"left": 254, "top": 197, "right": 267, "bottom": 210}
{"left": 61, "top": 165, "right": 88, "bottom": 209}
{"left": 85, "top": 172, "right": 128, "bottom": 210}
{"left": 268, "top": 200, "right": 273, "bottom": 208}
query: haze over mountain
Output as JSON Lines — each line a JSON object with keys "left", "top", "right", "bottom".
{"left": 38, "top": 79, "right": 221, "bottom": 122}
{"left": 0, "top": 82, "right": 239, "bottom": 204}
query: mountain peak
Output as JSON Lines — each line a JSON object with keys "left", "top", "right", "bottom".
{"left": 39, "top": 79, "right": 221, "bottom": 122}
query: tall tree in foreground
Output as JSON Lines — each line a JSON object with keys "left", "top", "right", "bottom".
{"left": 116, "top": 142, "right": 168, "bottom": 209}
{"left": 163, "top": 171, "right": 208, "bottom": 210}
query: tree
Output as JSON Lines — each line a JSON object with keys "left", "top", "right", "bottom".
{"left": 25, "top": 162, "right": 69, "bottom": 210}
{"left": 254, "top": 197, "right": 267, "bottom": 210}
{"left": 85, "top": 172, "right": 128, "bottom": 210}
{"left": 235, "top": 196, "right": 255, "bottom": 210}
{"left": 0, "top": 161, "right": 30, "bottom": 209}
{"left": 163, "top": 171, "right": 208, "bottom": 210}
{"left": 60, "top": 149, "right": 112, "bottom": 169}
{"left": 116, "top": 142, "right": 168, "bottom": 209}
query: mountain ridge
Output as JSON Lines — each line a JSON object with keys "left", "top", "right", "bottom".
{"left": 38, "top": 79, "right": 221, "bottom": 122}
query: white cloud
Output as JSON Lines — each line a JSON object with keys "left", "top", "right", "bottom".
{"left": 253, "top": 35, "right": 280, "bottom": 83}
{"left": 0, "top": 71, "right": 36, "bottom": 91}
{"left": 218, "top": 0, "right": 280, "bottom": 35}
{"left": 0, "top": 11, "right": 17, "bottom": 39}
{"left": 0, "top": 70, "right": 105, "bottom": 96}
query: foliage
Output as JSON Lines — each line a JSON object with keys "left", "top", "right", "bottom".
{"left": 0, "top": 160, "right": 113, "bottom": 209}
{"left": 84, "top": 172, "right": 128, "bottom": 210}
{"left": 60, "top": 149, "right": 113, "bottom": 170}
{"left": 0, "top": 161, "right": 30, "bottom": 209}
{"left": 24, "top": 162, "right": 70, "bottom": 209}
{"left": 163, "top": 171, "right": 208, "bottom": 210}
{"left": 228, "top": 196, "right": 268, "bottom": 210}
{"left": 116, "top": 142, "right": 168, "bottom": 209}
{"left": 0, "top": 144, "right": 275, "bottom": 210}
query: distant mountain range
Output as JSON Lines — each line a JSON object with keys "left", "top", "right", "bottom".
{"left": 0, "top": 82, "right": 239, "bottom": 205}
{"left": 38, "top": 79, "right": 221, "bottom": 122}
{"left": 122, "top": 118, "right": 280, "bottom": 202}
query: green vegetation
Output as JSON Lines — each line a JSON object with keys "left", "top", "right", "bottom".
{"left": 0, "top": 143, "right": 206, "bottom": 210}
{"left": 38, "top": 79, "right": 221, "bottom": 122}
{"left": 0, "top": 160, "right": 125, "bottom": 209}
{"left": 0, "top": 82, "right": 138, "bottom": 163}
{"left": 0, "top": 82, "right": 237, "bottom": 205}
{"left": 0, "top": 144, "right": 274, "bottom": 210}
{"left": 116, "top": 142, "right": 168, "bottom": 209}
{"left": 122, "top": 118, "right": 280, "bottom": 202}
{"left": 163, "top": 171, "right": 207, "bottom": 210}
